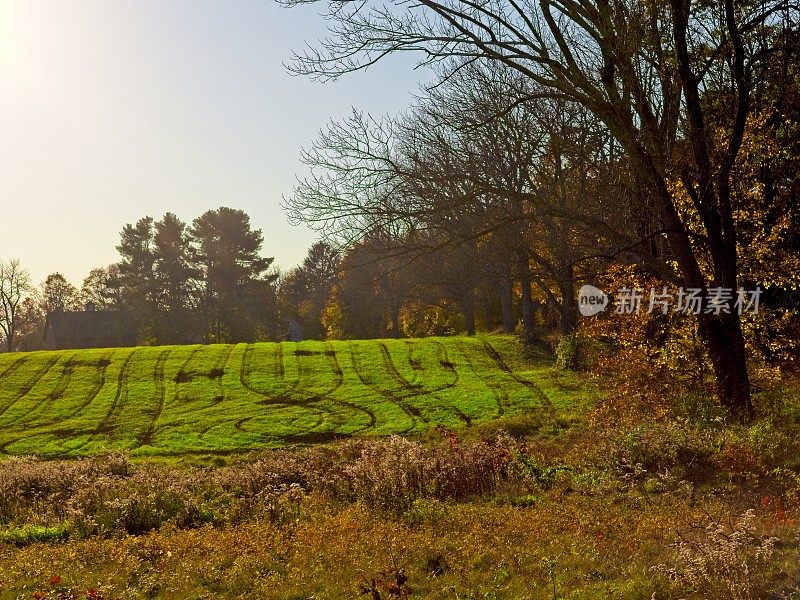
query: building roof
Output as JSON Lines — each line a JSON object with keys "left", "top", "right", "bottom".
{"left": 44, "top": 310, "right": 136, "bottom": 349}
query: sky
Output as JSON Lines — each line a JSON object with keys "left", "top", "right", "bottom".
{"left": 0, "top": 0, "right": 426, "bottom": 286}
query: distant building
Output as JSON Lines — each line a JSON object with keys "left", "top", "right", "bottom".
{"left": 43, "top": 303, "right": 137, "bottom": 350}
{"left": 284, "top": 318, "right": 304, "bottom": 342}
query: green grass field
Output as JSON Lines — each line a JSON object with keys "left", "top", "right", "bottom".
{"left": 0, "top": 335, "right": 591, "bottom": 457}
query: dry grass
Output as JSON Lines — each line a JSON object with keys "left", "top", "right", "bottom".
{"left": 1, "top": 412, "right": 799, "bottom": 598}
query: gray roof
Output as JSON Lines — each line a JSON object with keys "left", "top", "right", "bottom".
{"left": 44, "top": 310, "right": 136, "bottom": 349}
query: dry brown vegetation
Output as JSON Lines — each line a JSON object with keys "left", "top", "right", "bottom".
{"left": 2, "top": 399, "right": 800, "bottom": 598}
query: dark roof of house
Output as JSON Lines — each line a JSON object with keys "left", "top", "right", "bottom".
{"left": 44, "top": 310, "right": 136, "bottom": 347}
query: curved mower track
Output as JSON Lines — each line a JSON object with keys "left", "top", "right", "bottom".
{"left": 135, "top": 347, "right": 177, "bottom": 449}
{"left": 348, "top": 343, "right": 418, "bottom": 434}
{"left": 0, "top": 356, "right": 61, "bottom": 420}
{"left": 91, "top": 348, "right": 142, "bottom": 437}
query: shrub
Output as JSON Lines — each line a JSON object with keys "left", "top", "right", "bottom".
{"left": 608, "top": 421, "right": 719, "bottom": 484}
{"left": 0, "top": 453, "right": 132, "bottom": 526}
{"left": 65, "top": 468, "right": 217, "bottom": 536}
{"left": 0, "top": 524, "right": 69, "bottom": 546}
{"left": 341, "top": 435, "right": 506, "bottom": 514}
{"left": 652, "top": 509, "right": 778, "bottom": 599}
{"left": 511, "top": 454, "right": 571, "bottom": 490}
{"left": 0, "top": 435, "right": 519, "bottom": 536}
{"left": 555, "top": 334, "right": 581, "bottom": 370}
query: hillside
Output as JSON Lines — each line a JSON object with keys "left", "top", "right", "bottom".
{"left": 2, "top": 339, "right": 799, "bottom": 599}
{"left": 0, "top": 336, "right": 589, "bottom": 457}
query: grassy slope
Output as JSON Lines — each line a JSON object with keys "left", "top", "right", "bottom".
{"left": 2, "top": 344, "right": 799, "bottom": 598}
{"left": 0, "top": 336, "right": 592, "bottom": 457}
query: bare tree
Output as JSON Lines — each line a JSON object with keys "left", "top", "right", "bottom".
{"left": 0, "top": 259, "right": 32, "bottom": 352}
{"left": 287, "top": 65, "right": 617, "bottom": 339}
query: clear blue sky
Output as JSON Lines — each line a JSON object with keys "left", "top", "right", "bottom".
{"left": 0, "top": 0, "right": 425, "bottom": 286}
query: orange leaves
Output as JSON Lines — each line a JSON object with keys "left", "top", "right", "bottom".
{"left": 29, "top": 578, "right": 105, "bottom": 600}
{"left": 357, "top": 568, "right": 412, "bottom": 598}
{"left": 578, "top": 264, "right": 716, "bottom": 423}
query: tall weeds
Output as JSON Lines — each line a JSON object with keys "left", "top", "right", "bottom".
{"left": 0, "top": 434, "right": 518, "bottom": 536}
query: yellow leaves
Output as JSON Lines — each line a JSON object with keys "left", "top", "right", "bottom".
{"left": 321, "top": 285, "right": 347, "bottom": 340}
{"left": 666, "top": 109, "right": 798, "bottom": 287}
{"left": 398, "top": 300, "right": 461, "bottom": 337}
{"left": 738, "top": 209, "right": 800, "bottom": 290}
{"left": 732, "top": 111, "right": 781, "bottom": 168}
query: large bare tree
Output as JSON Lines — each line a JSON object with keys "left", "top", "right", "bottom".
{"left": 288, "top": 67, "right": 637, "bottom": 340}
{"left": 0, "top": 259, "right": 32, "bottom": 352}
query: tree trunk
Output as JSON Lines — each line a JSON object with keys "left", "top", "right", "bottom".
{"left": 556, "top": 267, "right": 577, "bottom": 336}
{"left": 482, "top": 296, "right": 495, "bottom": 331}
{"left": 519, "top": 270, "right": 536, "bottom": 340}
{"left": 669, "top": 0, "right": 753, "bottom": 419}
{"left": 463, "top": 288, "right": 476, "bottom": 336}
{"left": 698, "top": 311, "right": 753, "bottom": 421}
{"left": 559, "top": 292, "right": 576, "bottom": 336}
{"left": 499, "top": 280, "right": 515, "bottom": 333}
{"left": 662, "top": 178, "right": 753, "bottom": 419}
{"left": 391, "top": 307, "right": 401, "bottom": 339}
{"left": 520, "top": 275, "right": 536, "bottom": 340}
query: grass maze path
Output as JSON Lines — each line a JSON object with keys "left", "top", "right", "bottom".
{"left": 0, "top": 356, "right": 27, "bottom": 381}
{"left": 348, "top": 341, "right": 422, "bottom": 434}
{"left": 135, "top": 347, "right": 176, "bottom": 449}
{"left": 0, "top": 336, "right": 591, "bottom": 457}
{"left": 0, "top": 356, "right": 60, "bottom": 421}
{"left": 279, "top": 343, "right": 374, "bottom": 444}
{"left": 91, "top": 349, "right": 142, "bottom": 438}
{"left": 239, "top": 343, "right": 298, "bottom": 405}
{"left": 25, "top": 352, "right": 115, "bottom": 428}
{"left": 383, "top": 341, "right": 472, "bottom": 426}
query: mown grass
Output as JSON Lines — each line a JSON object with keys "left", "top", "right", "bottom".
{"left": 0, "top": 336, "right": 592, "bottom": 458}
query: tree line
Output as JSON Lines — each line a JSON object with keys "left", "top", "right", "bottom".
{"left": 1, "top": 208, "right": 281, "bottom": 349}
{"left": 1, "top": 199, "right": 574, "bottom": 352}
{"left": 277, "top": 0, "right": 800, "bottom": 420}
